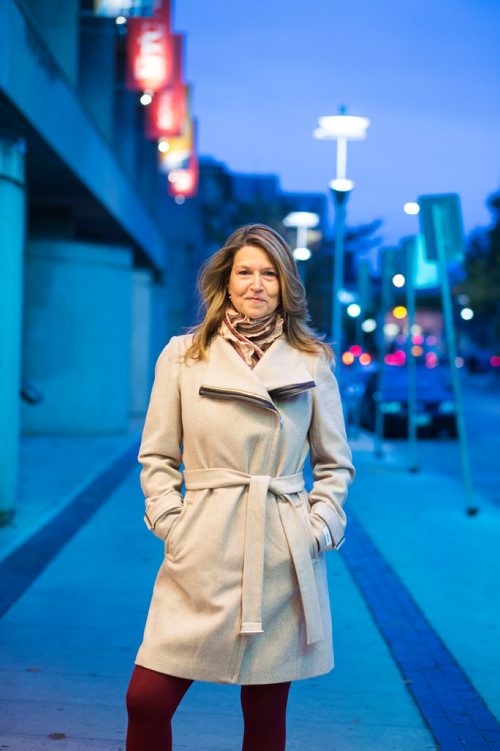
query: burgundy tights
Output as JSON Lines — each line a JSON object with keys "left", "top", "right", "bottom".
{"left": 126, "top": 665, "right": 291, "bottom": 751}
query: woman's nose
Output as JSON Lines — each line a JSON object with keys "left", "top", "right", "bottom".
{"left": 250, "top": 275, "right": 263, "bottom": 289}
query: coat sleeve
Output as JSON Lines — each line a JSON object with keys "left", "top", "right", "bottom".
{"left": 138, "top": 336, "right": 184, "bottom": 540}
{"left": 307, "top": 354, "right": 355, "bottom": 552}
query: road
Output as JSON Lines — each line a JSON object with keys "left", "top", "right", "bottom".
{"left": 348, "top": 371, "right": 500, "bottom": 507}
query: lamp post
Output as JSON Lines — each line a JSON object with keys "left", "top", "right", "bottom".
{"left": 283, "top": 211, "right": 319, "bottom": 263}
{"left": 313, "top": 108, "right": 369, "bottom": 357}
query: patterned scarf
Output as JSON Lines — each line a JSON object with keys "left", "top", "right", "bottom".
{"left": 219, "top": 305, "right": 284, "bottom": 368}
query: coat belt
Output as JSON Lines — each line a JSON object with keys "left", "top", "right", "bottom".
{"left": 183, "top": 468, "right": 324, "bottom": 645}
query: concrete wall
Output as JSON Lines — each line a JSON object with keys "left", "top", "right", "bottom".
{"left": 152, "top": 279, "right": 169, "bottom": 360}
{"left": 21, "top": 240, "right": 133, "bottom": 434}
{"left": 130, "top": 269, "right": 153, "bottom": 418}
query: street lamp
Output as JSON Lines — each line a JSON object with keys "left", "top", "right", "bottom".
{"left": 403, "top": 202, "right": 420, "bottom": 216}
{"left": 283, "top": 211, "right": 319, "bottom": 262}
{"left": 313, "top": 107, "right": 370, "bottom": 356}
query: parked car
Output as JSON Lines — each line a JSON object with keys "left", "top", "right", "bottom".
{"left": 340, "top": 363, "right": 377, "bottom": 426}
{"left": 360, "top": 365, "right": 457, "bottom": 438}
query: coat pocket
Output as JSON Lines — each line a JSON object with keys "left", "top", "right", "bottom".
{"left": 297, "top": 492, "right": 319, "bottom": 562}
{"left": 164, "top": 501, "right": 190, "bottom": 559}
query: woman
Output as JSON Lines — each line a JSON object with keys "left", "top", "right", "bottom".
{"left": 126, "top": 224, "right": 354, "bottom": 750}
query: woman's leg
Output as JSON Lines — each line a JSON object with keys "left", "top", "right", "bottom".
{"left": 126, "top": 665, "right": 193, "bottom": 751}
{"left": 240, "top": 681, "right": 291, "bottom": 751}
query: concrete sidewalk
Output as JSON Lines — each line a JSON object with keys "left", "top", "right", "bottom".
{"left": 0, "top": 430, "right": 498, "bottom": 749}
{"left": 349, "top": 433, "right": 500, "bottom": 721}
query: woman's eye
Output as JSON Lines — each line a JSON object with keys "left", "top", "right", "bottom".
{"left": 263, "top": 271, "right": 277, "bottom": 277}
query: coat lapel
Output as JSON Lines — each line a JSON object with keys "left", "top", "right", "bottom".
{"left": 253, "top": 336, "right": 316, "bottom": 398}
{"left": 199, "top": 335, "right": 316, "bottom": 414}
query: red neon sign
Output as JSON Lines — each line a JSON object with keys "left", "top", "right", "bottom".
{"left": 168, "top": 154, "right": 199, "bottom": 198}
{"left": 145, "top": 83, "right": 187, "bottom": 139}
{"left": 127, "top": 19, "right": 174, "bottom": 91}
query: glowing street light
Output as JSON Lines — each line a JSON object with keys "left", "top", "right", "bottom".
{"left": 294, "top": 247, "right": 312, "bottom": 261}
{"left": 404, "top": 202, "right": 420, "bottom": 215}
{"left": 460, "top": 307, "right": 474, "bottom": 320}
{"left": 392, "top": 273, "right": 405, "bottom": 288}
{"left": 140, "top": 91, "right": 153, "bottom": 106}
{"left": 283, "top": 211, "right": 319, "bottom": 262}
{"left": 393, "top": 305, "right": 408, "bottom": 319}
{"left": 314, "top": 115, "right": 371, "bottom": 192}
{"left": 361, "top": 318, "right": 377, "bottom": 333}
{"left": 347, "top": 303, "right": 361, "bottom": 318}
{"left": 313, "top": 107, "right": 370, "bottom": 355}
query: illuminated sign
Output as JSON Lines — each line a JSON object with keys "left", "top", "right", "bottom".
{"left": 158, "top": 117, "right": 195, "bottom": 172}
{"left": 127, "top": 18, "right": 173, "bottom": 91}
{"left": 94, "top": 0, "right": 169, "bottom": 17}
{"left": 94, "top": 0, "right": 154, "bottom": 17}
{"left": 168, "top": 154, "right": 199, "bottom": 198}
{"left": 145, "top": 84, "right": 187, "bottom": 139}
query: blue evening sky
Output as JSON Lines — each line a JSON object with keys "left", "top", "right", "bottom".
{"left": 175, "top": 0, "right": 499, "bottom": 244}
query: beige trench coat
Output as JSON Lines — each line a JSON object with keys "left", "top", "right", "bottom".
{"left": 135, "top": 333, "right": 354, "bottom": 684}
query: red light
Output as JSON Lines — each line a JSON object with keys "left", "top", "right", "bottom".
{"left": 349, "top": 345, "right": 362, "bottom": 357}
{"left": 491, "top": 355, "right": 500, "bottom": 368}
{"left": 384, "top": 350, "right": 406, "bottom": 366}
{"left": 359, "top": 353, "right": 372, "bottom": 365}
{"left": 412, "top": 334, "right": 424, "bottom": 345}
{"left": 426, "top": 352, "right": 438, "bottom": 368}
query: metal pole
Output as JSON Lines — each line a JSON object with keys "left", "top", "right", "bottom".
{"left": 0, "top": 135, "right": 26, "bottom": 521}
{"left": 357, "top": 259, "right": 370, "bottom": 351}
{"left": 297, "top": 225, "right": 308, "bottom": 249}
{"left": 405, "top": 237, "right": 419, "bottom": 473}
{"left": 331, "top": 189, "right": 348, "bottom": 359}
{"left": 432, "top": 206, "right": 477, "bottom": 514}
{"left": 336, "top": 137, "right": 347, "bottom": 180}
{"left": 374, "top": 248, "right": 395, "bottom": 458}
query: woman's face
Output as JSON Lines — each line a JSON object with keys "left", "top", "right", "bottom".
{"left": 228, "top": 245, "right": 281, "bottom": 319}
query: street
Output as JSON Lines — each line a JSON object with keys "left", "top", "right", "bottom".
{"left": 416, "top": 374, "right": 500, "bottom": 506}
{"left": 347, "top": 371, "right": 500, "bottom": 507}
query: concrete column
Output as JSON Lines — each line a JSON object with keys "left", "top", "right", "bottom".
{"left": 130, "top": 269, "right": 154, "bottom": 418}
{"left": 0, "top": 136, "right": 25, "bottom": 520}
{"left": 21, "top": 240, "right": 133, "bottom": 434}
{"left": 152, "top": 278, "right": 169, "bottom": 360}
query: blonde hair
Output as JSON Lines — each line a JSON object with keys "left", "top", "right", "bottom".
{"left": 184, "top": 224, "right": 333, "bottom": 362}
